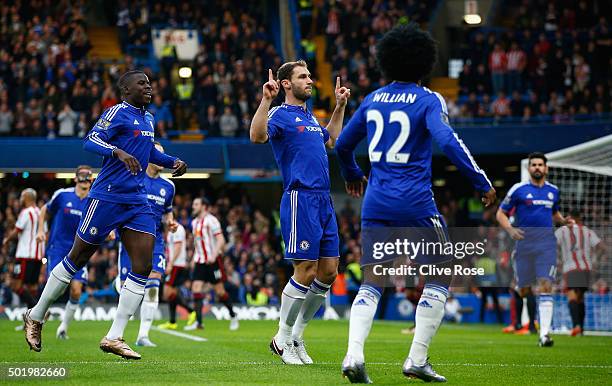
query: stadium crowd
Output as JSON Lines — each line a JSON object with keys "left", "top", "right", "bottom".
{"left": 0, "top": 0, "right": 608, "bottom": 139}
{"left": 456, "top": 0, "right": 610, "bottom": 122}
{"left": 0, "top": 0, "right": 282, "bottom": 139}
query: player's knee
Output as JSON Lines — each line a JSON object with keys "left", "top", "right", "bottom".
{"left": 518, "top": 287, "right": 532, "bottom": 297}
{"left": 69, "top": 285, "right": 82, "bottom": 301}
{"left": 425, "top": 261, "right": 453, "bottom": 287}
{"left": 318, "top": 266, "right": 338, "bottom": 284}
{"left": 538, "top": 279, "right": 552, "bottom": 293}
{"left": 293, "top": 261, "right": 317, "bottom": 284}
{"left": 131, "top": 258, "right": 153, "bottom": 277}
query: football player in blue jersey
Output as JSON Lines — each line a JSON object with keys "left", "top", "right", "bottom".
{"left": 250, "top": 61, "right": 350, "bottom": 364}
{"left": 36, "top": 165, "right": 93, "bottom": 340}
{"left": 116, "top": 141, "right": 178, "bottom": 347}
{"left": 24, "top": 70, "right": 187, "bottom": 359}
{"left": 497, "top": 152, "right": 574, "bottom": 348}
{"left": 335, "top": 24, "right": 496, "bottom": 383}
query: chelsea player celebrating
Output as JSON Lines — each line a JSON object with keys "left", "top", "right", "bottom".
{"left": 497, "top": 152, "right": 573, "bottom": 347}
{"left": 117, "top": 141, "right": 178, "bottom": 348}
{"left": 250, "top": 61, "right": 350, "bottom": 364}
{"left": 36, "top": 165, "right": 93, "bottom": 340}
{"left": 24, "top": 70, "right": 187, "bottom": 359}
{"left": 335, "top": 25, "right": 496, "bottom": 383}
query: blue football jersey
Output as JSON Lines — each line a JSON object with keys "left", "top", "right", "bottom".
{"left": 45, "top": 187, "right": 87, "bottom": 257}
{"left": 144, "top": 174, "right": 175, "bottom": 238}
{"left": 84, "top": 101, "right": 177, "bottom": 204}
{"left": 499, "top": 181, "right": 560, "bottom": 228}
{"left": 336, "top": 82, "right": 492, "bottom": 220}
{"left": 267, "top": 103, "right": 331, "bottom": 191}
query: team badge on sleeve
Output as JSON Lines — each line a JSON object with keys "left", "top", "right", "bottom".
{"left": 95, "top": 118, "right": 111, "bottom": 130}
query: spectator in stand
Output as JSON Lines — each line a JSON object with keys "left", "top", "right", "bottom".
{"left": 506, "top": 42, "right": 526, "bottom": 94}
{"left": 219, "top": 106, "right": 239, "bottom": 138}
{"left": 491, "top": 92, "right": 511, "bottom": 118}
{"left": 201, "top": 105, "right": 220, "bottom": 137}
{"left": 57, "top": 102, "right": 78, "bottom": 137}
{"left": 489, "top": 43, "right": 507, "bottom": 95}
{"left": 0, "top": 103, "right": 13, "bottom": 135}
{"left": 458, "top": 63, "right": 473, "bottom": 96}
{"left": 510, "top": 91, "right": 525, "bottom": 117}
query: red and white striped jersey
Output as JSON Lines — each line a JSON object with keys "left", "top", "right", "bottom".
{"left": 166, "top": 223, "right": 187, "bottom": 267}
{"left": 191, "top": 214, "right": 223, "bottom": 264}
{"left": 555, "top": 224, "right": 601, "bottom": 273}
{"left": 15, "top": 206, "right": 43, "bottom": 260}
{"left": 506, "top": 49, "right": 526, "bottom": 71}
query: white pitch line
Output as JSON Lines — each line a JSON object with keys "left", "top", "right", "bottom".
{"left": 150, "top": 326, "right": 208, "bottom": 342}
{"left": 1, "top": 361, "right": 610, "bottom": 369}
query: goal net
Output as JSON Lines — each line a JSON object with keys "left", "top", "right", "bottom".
{"left": 521, "top": 134, "right": 612, "bottom": 332}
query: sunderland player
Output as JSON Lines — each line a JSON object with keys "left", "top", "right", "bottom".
{"left": 185, "top": 197, "right": 238, "bottom": 331}
{"left": 23, "top": 70, "right": 187, "bottom": 359}
{"left": 555, "top": 210, "right": 605, "bottom": 336}
{"left": 157, "top": 221, "right": 196, "bottom": 330}
{"left": 2, "top": 189, "right": 43, "bottom": 310}
{"left": 250, "top": 61, "right": 350, "bottom": 364}
{"left": 335, "top": 25, "right": 496, "bottom": 382}
{"left": 497, "top": 152, "right": 573, "bottom": 347}
{"left": 35, "top": 166, "right": 93, "bottom": 339}
{"left": 117, "top": 141, "right": 178, "bottom": 347}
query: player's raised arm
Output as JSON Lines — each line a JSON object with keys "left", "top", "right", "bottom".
{"left": 250, "top": 69, "right": 279, "bottom": 143}
{"left": 325, "top": 77, "right": 351, "bottom": 148}
{"left": 425, "top": 94, "right": 496, "bottom": 205}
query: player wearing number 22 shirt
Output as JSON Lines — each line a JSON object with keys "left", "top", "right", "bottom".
{"left": 335, "top": 24, "right": 494, "bottom": 385}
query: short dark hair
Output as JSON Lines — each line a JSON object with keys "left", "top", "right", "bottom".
{"left": 528, "top": 152, "right": 548, "bottom": 164}
{"left": 197, "top": 197, "right": 211, "bottom": 206}
{"left": 76, "top": 165, "right": 92, "bottom": 173}
{"left": 117, "top": 70, "right": 146, "bottom": 97}
{"left": 375, "top": 23, "right": 437, "bottom": 83}
{"left": 277, "top": 60, "right": 308, "bottom": 82}
{"left": 569, "top": 209, "right": 581, "bottom": 219}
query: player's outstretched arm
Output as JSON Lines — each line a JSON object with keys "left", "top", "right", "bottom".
{"left": 325, "top": 77, "right": 351, "bottom": 148}
{"left": 250, "top": 69, "right": 279, "bottom": 143}
{"left": 496, "top": 208, "right": 524, "bottom": 240}
{"left": 149, "top": 146, "right": 186, "bottom": 177}
{"left": 425, "top": 95, "right": 494, "bottom": 199}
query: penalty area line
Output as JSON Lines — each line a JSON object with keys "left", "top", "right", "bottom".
{"left": 150, "top": 326, "right": 208, "bottom": 342}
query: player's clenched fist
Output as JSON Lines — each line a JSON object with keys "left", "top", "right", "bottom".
{"left": 335, "top": 76, "right": 351, "bottom": 108}
{"left": 262, "top": 69, "right": 279, "bottom": 101}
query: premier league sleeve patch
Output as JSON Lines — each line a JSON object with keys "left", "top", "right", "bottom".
{"left": 440, "top": 112, "right": 450, "bottom": 127}
{"left": 95, "top": 118, "right": 112, "bottom": 130}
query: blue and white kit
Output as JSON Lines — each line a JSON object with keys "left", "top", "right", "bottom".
{"left": 336, "top": 82, "right": 492, "bottom": 266}
{"left": 77, "top": 101, "right": 177, "bottom": 245}
{"left": 45, "top": 188, "right": 88, "bottom": 283}
{"left": 500, "top": 181, "right": 560, "bottom": 287}
{"left": 268, "top": 103, "right": 339, "bottom": 260}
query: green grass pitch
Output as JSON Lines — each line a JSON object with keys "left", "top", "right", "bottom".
{"left": 1, "top": 319, "right": 610, "bottom": 385}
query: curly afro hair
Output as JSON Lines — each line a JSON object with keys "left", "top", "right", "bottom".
{"left": 375, "top": 23, "right": 438, "bottom": 83}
